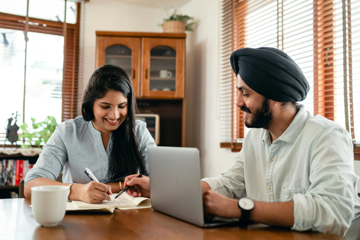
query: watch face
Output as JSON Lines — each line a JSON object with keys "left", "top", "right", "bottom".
{"left": 239, "top": 198, "right": 254, "bottom": 210}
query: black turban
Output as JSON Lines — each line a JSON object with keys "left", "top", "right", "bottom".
{"left": 230, "top": 47, "right": 309, "bottom": 102}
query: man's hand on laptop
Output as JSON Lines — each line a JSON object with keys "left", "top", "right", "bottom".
{"left": 203, "top": 189, "right": 241, "bottom": 219}
{"left": 124, "top": 174, "right": 151, "bottom": 198}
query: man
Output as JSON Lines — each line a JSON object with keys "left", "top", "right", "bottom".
{"left": 124, "top": 47, "right": 360, "bottom": 237}
{"left": 200, "top": 47, "right": 360, "bottom": 237}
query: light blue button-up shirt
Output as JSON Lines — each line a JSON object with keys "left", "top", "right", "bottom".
{"left": 202, "top": 107, "right": 360, "bottom": 237}
{"left": 25, "top": 117, "right": 156, "bottom": 184}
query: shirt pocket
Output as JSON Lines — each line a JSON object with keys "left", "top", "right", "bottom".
{"left": 280, "top": 188, "right": 305, "bottom": 202}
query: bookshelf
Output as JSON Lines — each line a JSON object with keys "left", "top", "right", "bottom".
{"left": 0, "top": 148, "right": 40, "bottom": 199}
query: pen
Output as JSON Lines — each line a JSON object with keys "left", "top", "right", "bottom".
{"left": 84, "top": 168, "right": 100, "bottom": 182}
{"left": 114, "top": 174, "right": 142, "bottom": 199}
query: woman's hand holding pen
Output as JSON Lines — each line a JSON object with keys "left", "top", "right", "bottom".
{"left": 70, "top": 182, "right": 112, "bottom": 204}
{"left": 124, "top": 174, "right": 150, "bottom": 198}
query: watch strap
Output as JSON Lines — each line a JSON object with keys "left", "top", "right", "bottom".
{"left": 238, "top": 209, "right": 251, "bottom": 225}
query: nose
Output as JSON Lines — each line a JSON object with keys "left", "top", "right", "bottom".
{"left": 108, "top": 107, "right": 120, "bottom": 120}
{"left": 236, "top": 92, "right": 244, "bottom": 108}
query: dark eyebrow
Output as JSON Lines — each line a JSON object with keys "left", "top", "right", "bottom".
{"left": 237, "top": 86, "right": 248, "bottom": 91}
{"left": 99, "top": 101, "right": 127, "bottom": 105}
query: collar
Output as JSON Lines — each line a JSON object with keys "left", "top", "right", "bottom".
{"left": 262, "top": 106, "right": 310, "bottom": 145}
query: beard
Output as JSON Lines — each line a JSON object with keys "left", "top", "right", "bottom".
{"left": 241, "top": 98, "right": 273, "bottom": 129}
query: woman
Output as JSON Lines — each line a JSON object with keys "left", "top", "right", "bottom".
{"left": 24, "top": 65, "right": 156, "bottom": 203}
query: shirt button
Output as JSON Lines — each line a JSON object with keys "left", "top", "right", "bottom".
{"left": 268, "top": 186, "right": 272, "bottom": 190}
{"left": 271, "top": 157, "right": 274, "bottom": 161}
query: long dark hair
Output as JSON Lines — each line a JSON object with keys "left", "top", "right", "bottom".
{"left": 82, "top": 64, "right": 145, "bottom": 182}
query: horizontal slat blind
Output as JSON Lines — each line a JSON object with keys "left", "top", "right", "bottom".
{"left": 220, "top": 0, "right": 359, "bottom": 145}
{"left": 218, "top": 0, "right": 233, "bottom": 143}
{"left": 350, "top": 0, "right": 360, "bottom": 141}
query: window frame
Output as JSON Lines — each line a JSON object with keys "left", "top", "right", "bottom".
{"left": 0, "top": 2, "right": 81, "bottom": 146}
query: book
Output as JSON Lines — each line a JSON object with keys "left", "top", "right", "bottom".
{"left": 15, "top": 160, "right": 20, "bottom": 185}
{"left": 0, "top": 162, "right": 2, "bottom": 186}
{"left": 12, "top": 160, "right": 16, "bottom": 186}
{"left": 23, "top": 160, "right": 29, "bottom": 179}
{"left": 6, "top": 160, "right": 13, "bottom": 186}
{"left": 18, "top": 160, "right": 24, "bottom": 182}
{"left": 68, "top": 192, "right": 151, "bottom": 213}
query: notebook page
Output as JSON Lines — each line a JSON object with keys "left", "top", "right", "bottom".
{"left": 72, "top": 193, "right": 149, "bottom": 209}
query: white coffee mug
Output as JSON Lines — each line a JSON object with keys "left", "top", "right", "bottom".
{"left": 31, "top": 186, "right": 69, "bottom": 227}
{"left": 159, "top": 70, "right": 172, "bottom": 78}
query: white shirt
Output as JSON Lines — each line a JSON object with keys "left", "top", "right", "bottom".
{"left": 202, "top": 107, "right": 360, "bottom": 237}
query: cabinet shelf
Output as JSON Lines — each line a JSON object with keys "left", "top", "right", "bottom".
{"left": 106, "top": 55, "right": 131, "bottom": 59}
{"left": 150, "top": 78, "right": 176, "bottom": 81}
{"left": 150, "top": 56, "right": 176, "bottom": 60}
{"left": 0, "top": 186, "right": 18, "bottom": 190}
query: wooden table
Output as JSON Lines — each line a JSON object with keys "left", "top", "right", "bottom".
{"left": 0, "top": 199, "right": 359, "bottom": 240}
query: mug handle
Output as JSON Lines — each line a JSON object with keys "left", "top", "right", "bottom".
{"left": 167, "top": 71, "right": 172, "bottom": 78}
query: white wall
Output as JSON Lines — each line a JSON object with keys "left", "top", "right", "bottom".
{"left": 179, "top": 0, "right": 236, "bottom": 178}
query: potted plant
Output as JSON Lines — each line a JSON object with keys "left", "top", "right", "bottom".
{"left": 20, "top": 116, "right": 58, "bottom": 148}
{"left": 161, "top": 10, "right": 196, "bottom": 33}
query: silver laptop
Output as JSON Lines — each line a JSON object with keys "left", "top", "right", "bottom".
{"left": 148, "top": 146, "right": 238, "bottom": 227}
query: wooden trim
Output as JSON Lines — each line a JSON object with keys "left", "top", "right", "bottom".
{"left": 141, "top": 38, "right": 151, "bottom": 97}
{"left": 62, "top": 2, "right": 81, "bottom": 121}
{"left": 96, "top": 31, "right": 186, "bottom": 39}
{"left": 0, "top": 12, "right": 77, "bottom": 30}
{"left": 175, "top": 39, "right": 185, "bottom": 98}
{"left": 313, "top": 0, "right": 335, "bottom": 120}
{"left": 233, "top": 0, "right": 247, "bottom": 139}
{"left": 220, "top": 142, "right": 243, "bottom": 152}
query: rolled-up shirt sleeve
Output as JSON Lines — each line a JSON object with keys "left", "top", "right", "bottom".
{"left": 24, "top": 125, "right": 68, "bottom": 184}
{"left": 292, "top": 127, "right": 358, "bottom": 237}
{"left": 201, "top": 150, "right": 246, "bottom": 199}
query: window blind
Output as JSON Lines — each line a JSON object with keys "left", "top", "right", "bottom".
{"left": 350, "top": 0, "right": 360, "bottom": 142}
{"left": 221, "top": 0, "right": 360, "bottom": 145}
{"left": 218, "top": 0, "right": 233, "bottom": 143}
{"left": 0, "top": 0, "right": 81, "bottom": 145}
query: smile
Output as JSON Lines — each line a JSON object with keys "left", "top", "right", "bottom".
{"left": 105, "top": 118, "right": 120, "bottom": 125}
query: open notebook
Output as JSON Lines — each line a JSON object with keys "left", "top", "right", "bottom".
{"left": 66, "top": 192, "right": 151, "bottom": 213}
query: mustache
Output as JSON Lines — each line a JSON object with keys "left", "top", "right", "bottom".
{"left": 240, "top": 106, "right": 251, "bottom": 114}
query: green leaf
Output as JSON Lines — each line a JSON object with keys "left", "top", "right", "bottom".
{"left": 20, "top": 116, "right": 58, "bottom": 148}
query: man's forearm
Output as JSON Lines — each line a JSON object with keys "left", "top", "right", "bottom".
{"left": 201, "top": 181, "right": 211, "bottom": 194}
{"left": 251, "top": 201, "right": 294, "bottom": 227}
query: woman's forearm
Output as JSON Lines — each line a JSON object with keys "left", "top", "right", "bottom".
{"left": 106, "top": 182, "right": 121, "bottom": 193}
{"left": 24, "top": 178, "right": 70, "bottom": 198}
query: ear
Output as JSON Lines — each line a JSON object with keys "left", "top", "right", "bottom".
{"left": 268, "top": 99, "right": 279, "bottom": 108}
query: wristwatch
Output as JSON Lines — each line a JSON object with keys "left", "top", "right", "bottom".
{"left": 237, "top": 197, "right": 255, "bottom": 225}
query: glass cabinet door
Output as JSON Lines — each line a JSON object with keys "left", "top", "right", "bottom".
{"left": 96, "top": 37, "right": 140, "bottom": 97}
{"left": 149, "top": 46, "right": 176, "bottom": 92}
{"left": 141, "top": 38, "right": 185, "bottom": 98}
{"left": 105, "top": 45, "right": 132, "bottom": 78}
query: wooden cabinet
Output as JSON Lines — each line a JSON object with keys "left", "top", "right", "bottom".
{"left": 96, "top": 32, "right": 186, "bottom": 146}
{"left": 96, "top": 32, "right": 185, "bottom": 99}
{"left": 141, "top": 37, "right": 185, "bottom": 98}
